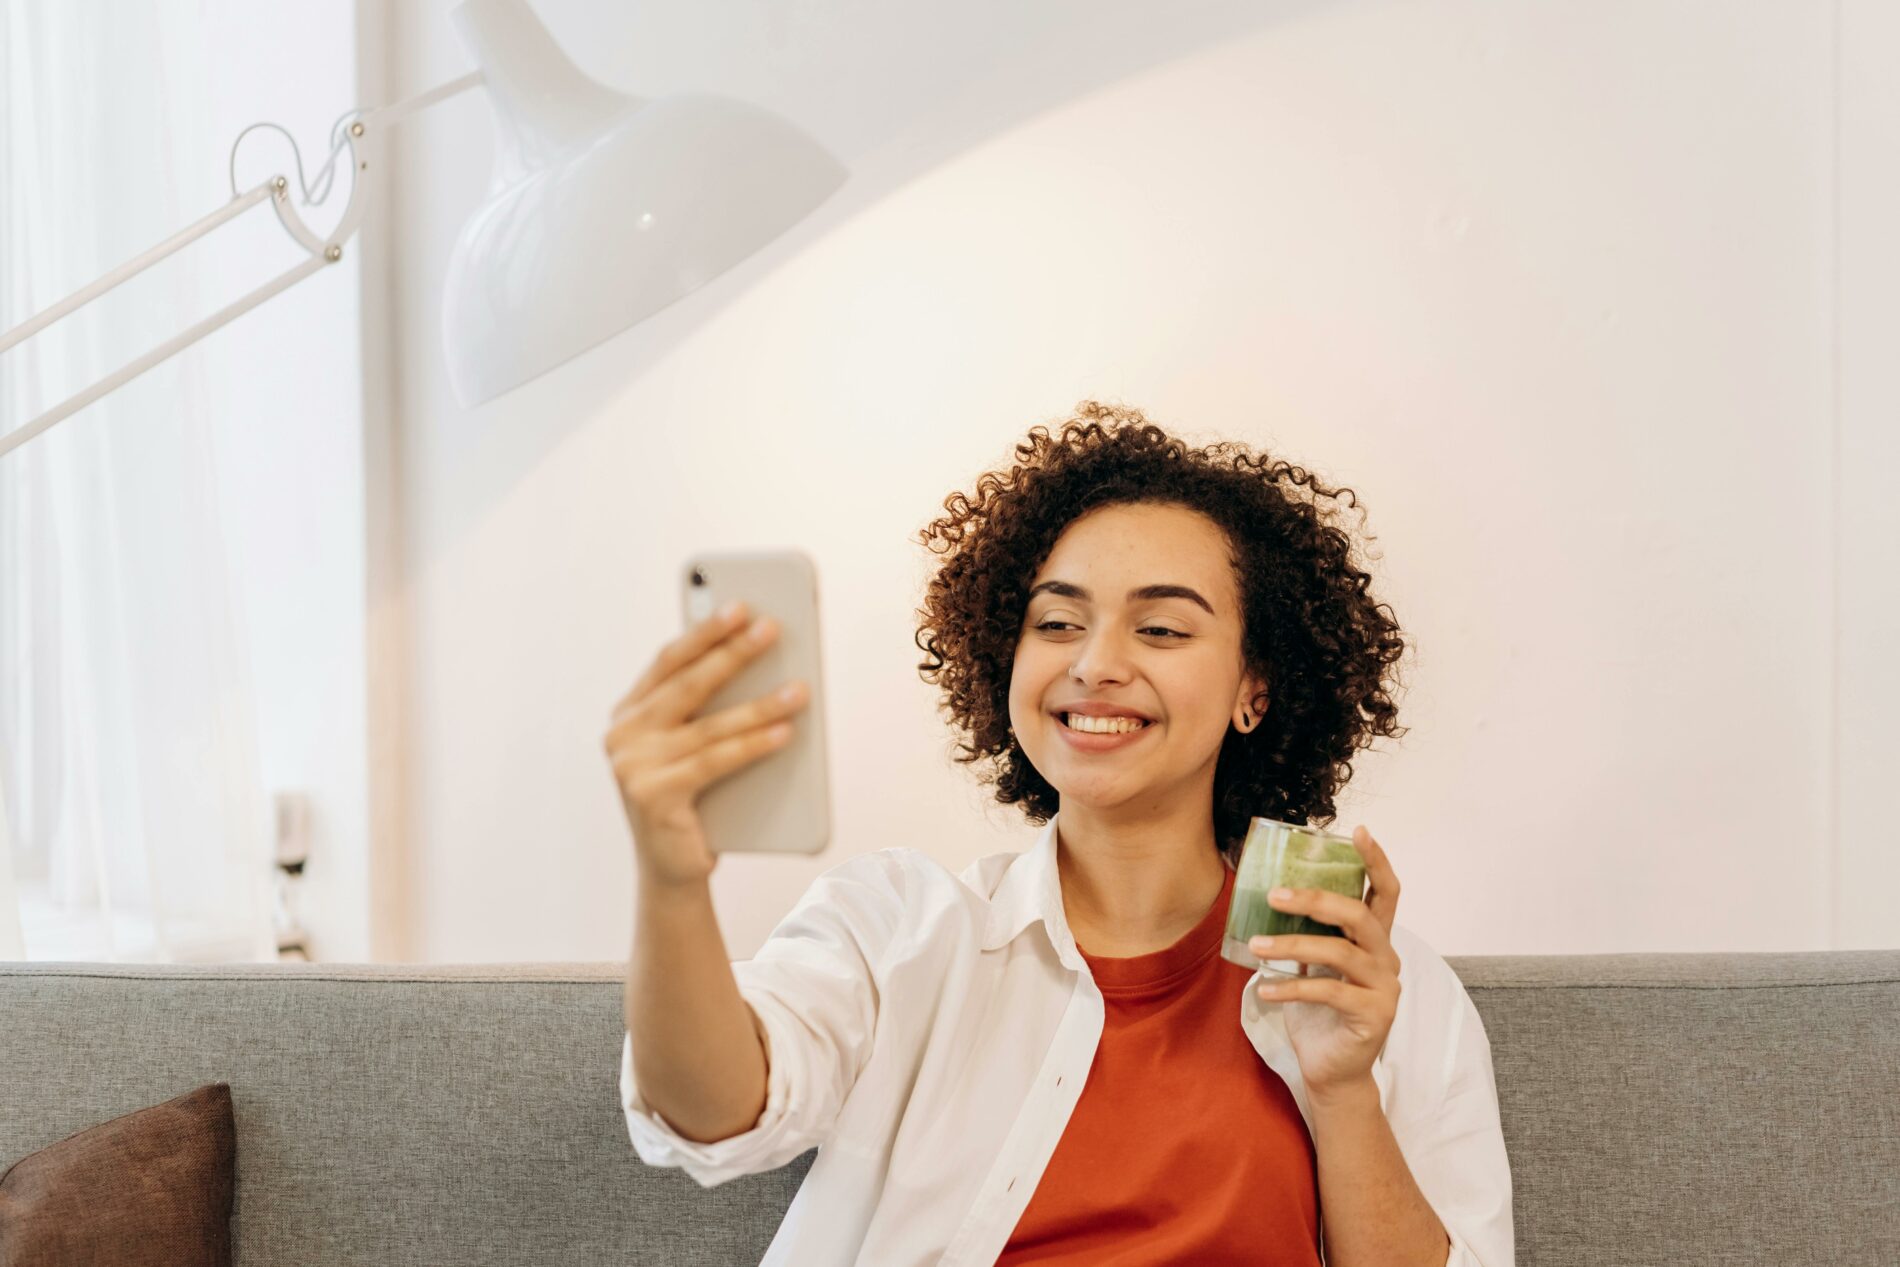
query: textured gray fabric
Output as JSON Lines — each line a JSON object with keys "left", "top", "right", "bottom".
{"left": 1454, "top": 950, "right": 1899, "bottom": 1266}
{"left": 1, "top": 950, "right": 1894, "bottom": 1266}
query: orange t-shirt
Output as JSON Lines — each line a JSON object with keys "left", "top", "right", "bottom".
{"left": 997, "top": 861, "right": 1322, "bottom": 1266}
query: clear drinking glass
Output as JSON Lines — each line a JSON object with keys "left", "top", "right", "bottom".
{"left": 1220, "top": 817, "right": 1367, "bottom": 976}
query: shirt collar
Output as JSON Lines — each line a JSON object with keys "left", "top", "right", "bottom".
{"left": 979, "top": 812, "right": 1085, "bottom": 969}
{"left": 972, "top": 808, "right": 1397, "bottom": 1130}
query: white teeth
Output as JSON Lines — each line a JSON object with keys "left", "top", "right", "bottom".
{"left": 1063, "top": 713, "right": 1148, "bottom": 735}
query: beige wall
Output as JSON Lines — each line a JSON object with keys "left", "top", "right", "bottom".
{"left": 343, "top": 0, "right": 1896, "bottom": 963}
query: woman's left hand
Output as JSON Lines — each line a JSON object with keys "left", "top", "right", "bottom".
{"left": 1248, "top": 825, "right": 1403, "bottom": 1099}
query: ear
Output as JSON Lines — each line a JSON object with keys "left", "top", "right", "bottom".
{"left": 1233, "top": 672, "right": 1270, "bottom": 733}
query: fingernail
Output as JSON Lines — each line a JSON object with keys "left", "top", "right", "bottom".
{"left": 720, "top": 600, "right": 745, "bottom": 620}
{"left": 752, "top": 616, "right": 778, "bottom": 640}
{"left": 1269, "top": 888, "right": 1292, "bottom": 902}
{"left": 1251, "top": 936, "right": 1275, "bottom": 951}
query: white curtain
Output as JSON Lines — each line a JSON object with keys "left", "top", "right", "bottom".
{"left": 0, "top": 2, "right": 274, "bottom": 962}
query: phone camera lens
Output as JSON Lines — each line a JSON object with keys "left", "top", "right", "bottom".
{"left": 690, "top": 568, "right": 705, "bottom": 586}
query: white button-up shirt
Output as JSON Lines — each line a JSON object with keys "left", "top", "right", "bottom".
{"left": 622, "top": 812, "right": 1515, "bottom": 1266}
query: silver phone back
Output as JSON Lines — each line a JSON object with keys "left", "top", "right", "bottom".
{"left": 679, "top": 549, "right": 831, "bottom": 856}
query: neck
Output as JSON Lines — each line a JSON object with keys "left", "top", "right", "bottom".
{"left": 1054, "top": 800, "right": 1232, "bottom": 949}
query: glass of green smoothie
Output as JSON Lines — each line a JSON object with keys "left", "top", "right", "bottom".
{"left": 1220, "top": 817, "right": 1367, "bottom": 976}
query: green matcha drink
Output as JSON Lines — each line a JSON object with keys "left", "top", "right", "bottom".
{"left": 1220, "top": 817, "right": 1367, "bottom": 975}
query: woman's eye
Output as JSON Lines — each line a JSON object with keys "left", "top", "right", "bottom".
{"left": 1033, "top": 621, "right": 1186, "bottom": 639}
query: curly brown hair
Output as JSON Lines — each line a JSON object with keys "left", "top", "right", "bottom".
{"left": 912, "top": 400, "right": 1410, "bottom": 866}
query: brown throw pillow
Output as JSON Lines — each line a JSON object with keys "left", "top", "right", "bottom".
{"left": 0, "top": 1082, "right": 235, "bottom": 1267}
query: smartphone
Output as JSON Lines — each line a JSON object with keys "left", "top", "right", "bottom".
{"left": 679, "top": 548, "right": 832, "bottom": 856}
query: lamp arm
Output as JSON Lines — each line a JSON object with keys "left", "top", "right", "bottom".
{"left": 0, "top": 70, "right": 485, "bottom": 462}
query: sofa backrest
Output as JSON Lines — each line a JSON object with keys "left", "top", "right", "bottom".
{"left": 2, "top": 950, "right": 1895, "bottom": 1265}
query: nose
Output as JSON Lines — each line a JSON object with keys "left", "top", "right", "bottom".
{"left": 1066, "top": 626, "right": 1136, "bottom": 688}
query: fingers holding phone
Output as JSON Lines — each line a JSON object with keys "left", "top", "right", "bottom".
{"left": 604, "top": 600, "right": 812, "bottom": 888}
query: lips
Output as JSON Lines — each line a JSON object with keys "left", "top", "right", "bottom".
{"left": 1055, "top": 712, "right": 1152, "bottom": 730}
{"left": 1051, "top": 710, "right": 1158, "bottom": 750}
{"left": 1050, "top": 706, "right": 1155, "bottom": 723}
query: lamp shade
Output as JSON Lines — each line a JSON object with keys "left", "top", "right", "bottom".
{"left": 441, "top": 0, "right": 848, "bottom": 407}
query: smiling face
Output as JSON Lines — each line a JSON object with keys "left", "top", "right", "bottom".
{"left": 1008, "top": 500, "right": 1268, "bottom": 818}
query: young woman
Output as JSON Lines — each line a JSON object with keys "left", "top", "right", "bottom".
{"left": 615, "top": 401, "right": 1514, "bottom": 1266}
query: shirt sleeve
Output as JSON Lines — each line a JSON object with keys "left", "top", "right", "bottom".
{"left": 1398, "top": 951, "right": 1517, "bottom": 1267}
{"left": 620, "top": 848, "right": 908, "bottom": 1188}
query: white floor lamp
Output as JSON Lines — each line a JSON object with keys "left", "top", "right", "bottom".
{"left": 0, "top": 0, "right": 846, "bottom": 959}
{"left": 0, "top": 0, "right": 848, "bottom": 459}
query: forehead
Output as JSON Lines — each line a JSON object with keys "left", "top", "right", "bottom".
{"left": 1032, "top": 502, "right": 1233, "bottom": 588}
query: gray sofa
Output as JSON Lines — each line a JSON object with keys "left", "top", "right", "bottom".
{"left": 3, "top": 949, "right": 1895, "bottom": 1265}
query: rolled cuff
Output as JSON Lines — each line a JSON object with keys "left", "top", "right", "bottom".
{"left": 619, "top": 995, "right": 812, "bottom": 1188}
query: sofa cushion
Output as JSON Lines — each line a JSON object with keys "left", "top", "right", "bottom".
{"left": 0, "top": 1081, "right": 235, "bottom": 1267}
{"left": 0, "top": 955, "right": 1894, "bottom": 1265}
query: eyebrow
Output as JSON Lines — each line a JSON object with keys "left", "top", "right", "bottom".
{"left": 1026, "top": 579, "right": 1216, "bottom": 617}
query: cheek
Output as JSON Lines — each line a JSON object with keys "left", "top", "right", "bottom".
{"left": 1008, "top": 649, "right": 1063, "bottom": 728}
{"left": 1157, "top": 671, "right": 1232, "bottom": 731}
{"left": 1008, "top": 642, "right": 1047, "bottom": 692}
{"left": 1004, "top": 661, "right": 1035, "bottom": 722}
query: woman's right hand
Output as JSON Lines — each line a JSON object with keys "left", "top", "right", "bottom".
{"left": 604, "top": 600, "right": 810, "bottom": 888}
